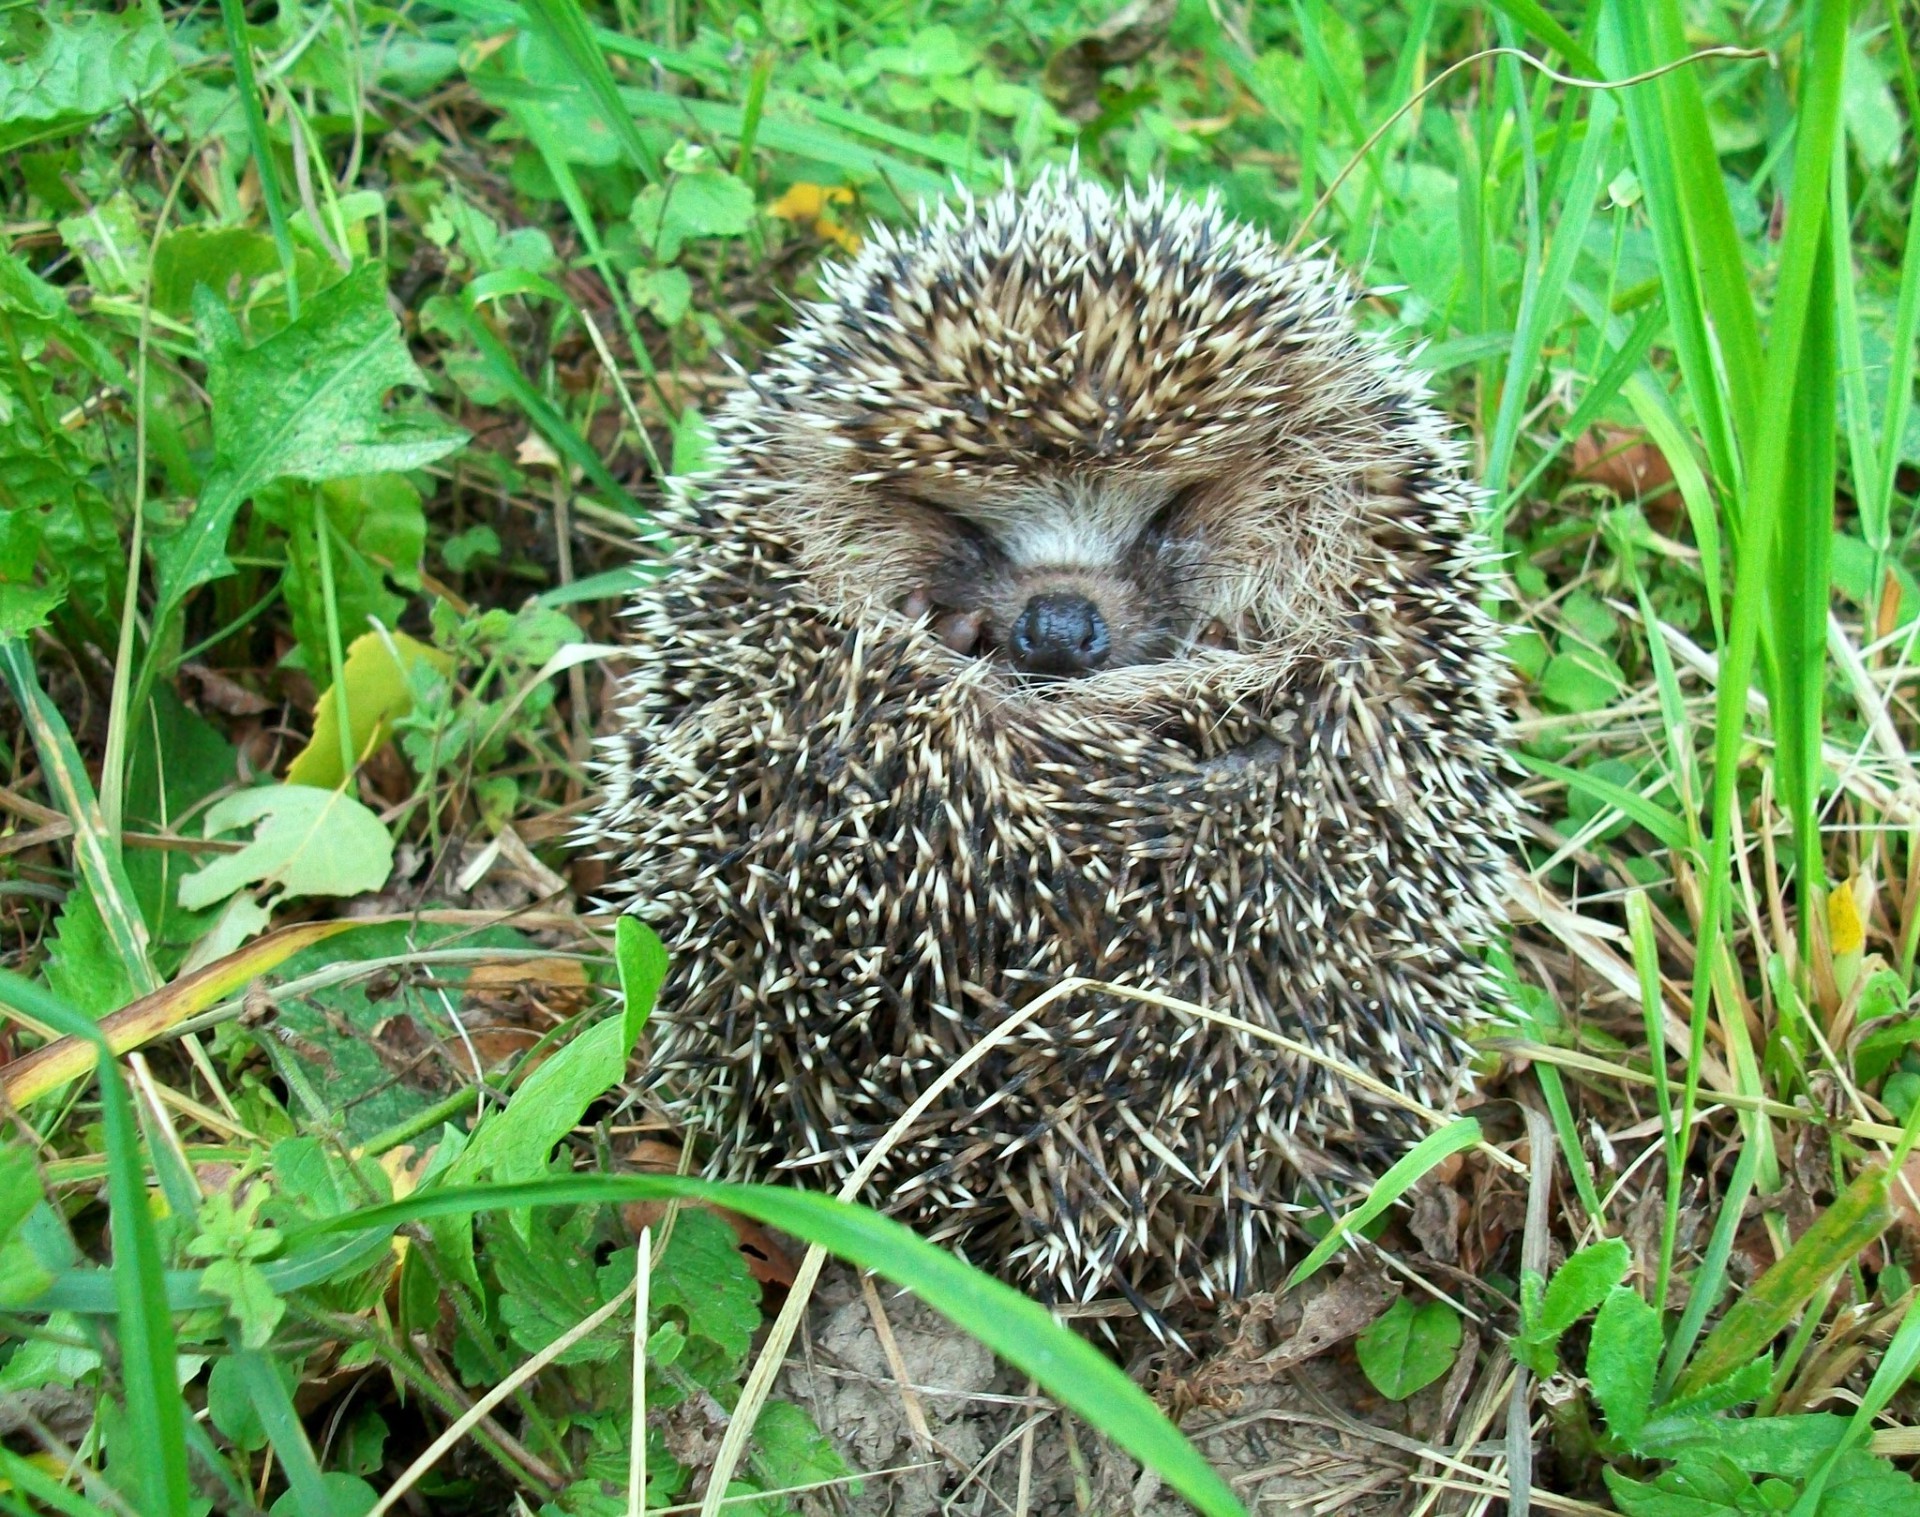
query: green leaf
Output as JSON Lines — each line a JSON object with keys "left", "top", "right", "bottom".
{"left": 56, "top": 192, "right": 147, "bottom": 295}
{"left": 615, "top": 916, "right": 668, "bottom": 1048}
{"left": 0, "top": 1138, "right": 55, "bottom": 1307}
{"left": 1511, "top": 1237, "right": 1631, "bottom": 1377}
{"left": 1537, "top": 645, "right": 1629, "bottom": 713}
{"left": 454, "top": 1016, "right": 630, "bottom": 1185}
{"left": 268, "top": 1471, "right": 376, "bottom": 1517}
{"left": 1605, "top": 1453, "right": 1766, "bottom": 1517}
{"left": 649, "top": 1207, "right": 762, "bottom": 1377}
{"left": 1588, "top": 1285, "right": 1662, "bottom": 1445}
{"left": 0, "top": 6, "right": 176, "bottom": 152}
{"left": 149, "top": 266, "right": 466, "bottom": 642}
{"left": 745, "top": 1401, "right": 852, "bottom": 1497}
{"left": 178, "top": 785, "right": 395, "bottom": 913}
{"left": 631, "top": 161, "right": 757, "bottom": 262}
{"left": 1354, "top": 1296, "right": 1461, "bottom": 1401}
{"left": 1679, "top": 1166, "right": 1893, "bottom": 1397}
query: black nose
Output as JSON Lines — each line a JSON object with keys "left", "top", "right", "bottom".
{"left": 1008, "top": 593, "right": 1110, "bottom": 675}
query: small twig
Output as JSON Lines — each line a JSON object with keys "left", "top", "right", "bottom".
{"left": 628, "top": 1227, "right": 652, "bottom": 1517}
{"left": 1508, "top": 1105, "right": 1556, "bottom": 1517}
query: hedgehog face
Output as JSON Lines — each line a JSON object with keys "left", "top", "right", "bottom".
{"left": 720, "top": 182, "right": 1413, "bottom": 691}
{"left": 892, "top": 475, "right": 1223, "bottom": 675}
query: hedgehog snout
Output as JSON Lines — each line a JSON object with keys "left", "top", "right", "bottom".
{"left": 1008, "top": 592, "right": 1111, "bottom": 675}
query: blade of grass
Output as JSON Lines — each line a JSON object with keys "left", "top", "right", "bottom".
{"left": 232, "top": 1342, "right": 342, "bottom": 1517}
{"left": 216, "top": 0, "right": 299, "bottom": 318}
{"left": 0, "top": 642, "right": 157, "bottom": 999}
{"left": 1682, "top": 0, "right": 1849, "bottom": 1210}
{"left": 0, "top": 971, "right": 189, "bottom": 1516}
{"left": 1514, "top": 751, "right": 1690, "bottom": 852}
{"left": 1677, "top": 1163, "right": 1892, "bottom": 1397}
{"left": 1626, "top": 892, "right": 1683, "bottom": 1318}
{"left": 1631, "top": 2, "right": 1766, "bottom": 463}
{"left": 1488, "top": 0, "right": 1601, "bottom": 76}
{"left": 426, "top": 296, "right": 641, "bottom": 512}
{"left": 518, "top": 0, "right": 662, "bottom": 182}
{"left": 1284, "top": 1119, "right": 1483, "bottom": 1288}
{"left": 1602, "top": 11, "right": 1741, "bottom": 496}
{"left": 1867, "top": 0, "right": 1920, "bottom": 603}
{"left": 1772, "top": 225, "right": 1839, "bottom": 899}
{"left": 1486, "top": 88, "right": 1617, "bottom": 538}
{"left": 297, "top": 1177, "right": 1250, "bottom": 1517}
{"left": 1657, "top": 1130, "right": 1765, "bottom": 1395}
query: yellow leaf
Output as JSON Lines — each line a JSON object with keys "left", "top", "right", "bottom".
{"left": 287, "top": 629, "right": 452, "bottom": 789}
{"left": 2, "top": 919, "right": 368, "bottom": 1107}
{"left": 1830, "top": 877, "right": 1866, "bottom": 957}
{"left": 768, "top": 182, "right": 862, "bottom": 254}
{"left": 767, "top": 182, "right": 853, "bottom": 220}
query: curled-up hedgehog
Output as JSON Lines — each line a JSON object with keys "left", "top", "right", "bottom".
{"left": 587, "top": 169, "right": 1517, "bottom": 1311}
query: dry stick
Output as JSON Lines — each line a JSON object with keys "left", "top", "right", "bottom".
{"left": 1508, "top": 1106, "right": 1556, "bottom": 1517}
{"left": 698, "top": 975, "right": 1531, "bottom": 1516}
{"left": 628, "top": 1227, "right": 652, "bottom": 1517}
{"left": 1278, "top": 45, "right": 1771, "bottom": 261}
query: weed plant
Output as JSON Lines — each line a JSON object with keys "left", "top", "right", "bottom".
{"left": 0, "top": 1, "right": 1918, "bottom": 1514}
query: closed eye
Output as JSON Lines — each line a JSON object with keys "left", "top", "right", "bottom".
{"left": 1137, "top": 482, "right": 1210, "bottom": 554}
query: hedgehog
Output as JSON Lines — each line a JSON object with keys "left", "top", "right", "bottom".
{"left": 586, "top": 169, "right": 1517, "bottom": 1312}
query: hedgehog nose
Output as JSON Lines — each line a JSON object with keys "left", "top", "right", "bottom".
{"left": 1009, "top": 593, "right": 1110, "bottom": 675}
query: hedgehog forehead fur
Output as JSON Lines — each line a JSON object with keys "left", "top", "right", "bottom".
{"left": 729, "top": 175, "right": 1438, "bottom": 691}
{"left": 589, "top": 168, "right": 1518, "bottom": 1312}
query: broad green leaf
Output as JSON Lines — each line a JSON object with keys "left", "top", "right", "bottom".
{"left": 1605, "top": 1453, "right": 1767, "bottom": 1517}
{"left": 453, "top": 1016, "right": 630, "bottom": 1185}
{"left": 0, "top": 6, "right": 176, "bottom": 152}
{"left": 1678, "top": 1166, "right": 1892, "bottom": 1396}
{"left": 56, "top": 192, "right": 147, "bottom": 295}
{"left": 150, "top": 266, "right": 466, "bottom": 637}
{"left": 1637, "top": 1411, "right": 1845, "bottom": 1476}
{"left": 631, "top": 162, "right": 757, "bottom": 262}
{"left": 177, "top": 786, "right": 395, "bottom": 912}
{"left": 616, "top": 916, "right": 668, "bottom": 1048}
{"left": 1354, "top": 1296, "right": 1460, "bottom": 1401}
{"left": 0, "top": 1139, "right": 55, "bottom": 1307}
{"left": 1537, "top": 645, "right": 1629, "bottom": 713}
{"left": 1588, "top": 1285, "right": 1661, "bottom": 1445}
{"left": 1511, "top": 1237, "right": 1631, "bottom": 1377}
{"left": 649, "top": 1207, "right": 762, "bottom": 1370}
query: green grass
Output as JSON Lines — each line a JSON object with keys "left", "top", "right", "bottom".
{"left": 2, "top": 0, "right": 1919, "bottom": 1513}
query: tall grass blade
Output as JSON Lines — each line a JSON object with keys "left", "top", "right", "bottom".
{"left": 0, "top": 971, "right": 189, "bottom": 1516}
{"left": 1772, "top": 229, "right": 1839, "bottom": 896}
{"left": 0, "top": 642, "right": 157, "bottom": 998}
{"left": 298, "top": 1176, "right": 1250, "bottom": 1517}
{"left": 216, "top": 0, "right": 299, "bottom": 318}
{"left": 519, "top": 0, "right": 663, "bottom": 181}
